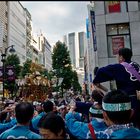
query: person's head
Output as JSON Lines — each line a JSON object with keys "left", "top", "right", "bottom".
{"left": 38, "top": 112, "right": 66, "bottom": 139}
{"left": 118, "top": 48, "right": 132, "bottom": 63}
{"left": 89, "top": 103, "right": 103, "bottom": 121}
{"left": 102, "top": 89, "right": 133, "bottom": 126}
{"left": 15, "top": 102, "right": 34, "bottom": 125}
{"left": 42, "top": 100, "right": 54, "bottom": 113}
{"left": 91, "top": 89, "right": 104, "bottom": 105}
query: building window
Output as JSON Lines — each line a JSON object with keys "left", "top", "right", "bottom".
{"left": 139, "top": 2, "right": 140, "bottom": 10}
{"left": 107, "top": 23, "right": 131, "bottom": 57}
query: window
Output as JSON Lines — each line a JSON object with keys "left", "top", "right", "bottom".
{"left": 139, "top": 2, "right": 140, "bottom": 10}
{"left": 107, "top": 23, "right": 131, "bottom": 57}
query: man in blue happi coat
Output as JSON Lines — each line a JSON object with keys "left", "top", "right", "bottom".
{"left": 0, "top": 102, "right": 41, "bottom": 139}
{"left": 31, "top": 100, "right": 54, "bottom": 134}
{"left": 95, "top": 90, "right": 140, "bottom": 139}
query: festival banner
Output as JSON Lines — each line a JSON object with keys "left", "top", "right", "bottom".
{"left": 90, "top": 10, "right": 97, "bottom": 51}
{"left": 108, "top": 1, "right": 121, "bottom": 13}
{"left": 6, "top": 66, "right": 15, "bottom": 81}
{"left": 0, "top": 66, "right": 3, "bottom": 81}
{"left": 112, "top": 37, "right": 124, "bottom": 55}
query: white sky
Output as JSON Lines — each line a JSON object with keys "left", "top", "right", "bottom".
{"left": 21, "top": 1, "right": 90, "bottom": 47}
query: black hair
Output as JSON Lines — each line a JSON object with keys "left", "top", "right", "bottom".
{"left": 89, "top": 105, "right": 103, "bottom": 119}
{"left": 118, "top": 48, "right": 132, "bottom": 62}
{"left": 91, "top": 90, "right": 104, "bottom": 105}
{"left": 103, "top": 89, "right": 131, "bottom": 124}
{"left": 94, "top": 66, "right": 99, "bottom": 76}
{"left": 38, "top": 112, "right": 66, "bottom": 138}
{"left": 42, "top": 100, "right": 54, "bottom": 113}
{"left": 15, "top": 102, "right": 34, "bottom": 124}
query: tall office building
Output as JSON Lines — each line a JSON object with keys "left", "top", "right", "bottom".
{"left": 68, "top": 32, "right": 78, "bottom": 68}
{"left": 8, "top": 1, "right": 26, "bottom": 66}
{"left": 38, "top": 33, "right": 52, "bottom": 71}
{"left": 0, "top": 1, "right": 8, "bottom": 50}
{"left": 63, "top": 31, "right": 86, "bottom": 86}
{"left": 78, "top": 32, "right": 86, "bottom": 68}
{"left": 25, "top": 8, "right": 32, "bottom": 61}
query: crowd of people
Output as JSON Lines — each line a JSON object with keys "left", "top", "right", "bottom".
{"left": 0, "top": 48, "right": 140, "bottom": 139}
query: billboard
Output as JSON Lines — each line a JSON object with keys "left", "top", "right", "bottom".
{"left": 112, "top": 37, "right": 124, "bottom": 55}
{"left": 108, "top": 1, "right": 121, "bottom": 13}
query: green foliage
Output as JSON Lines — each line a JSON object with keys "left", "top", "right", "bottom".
{"left": 52, "top": 41, "right": 81, "bottom": 94}
{"left": 52, "top": 41, "right": 72, "bottom": 71}
{"left": 52, "top": 41, "right": 72, "bottom": 88}
{"left": 21, "top": 59, "right": 32, "bottom": 78}
{"left": 71, "top": 70, "right": 82, "bottom": 93}
{"left": 5, "top": 54, "right": 21, "bottom": 78}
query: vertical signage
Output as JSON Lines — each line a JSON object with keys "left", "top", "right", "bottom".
{"left": 0, "top": 67, "right": 3, "bottom": 81}
{"left": 6, "top": 66, "right": 15, "bottom": 81}
{"left": 108, "top": 1, "right": 121, "bottom": 13}
{"left": 86, "top": 18, "right": 90, "bottom": 39}
{"left": 90, "top": 10, "right": 97, "bottom": 51}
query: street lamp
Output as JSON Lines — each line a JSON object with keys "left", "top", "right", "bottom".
{"left": 1, "top": 45, "right": 16, "bottom": 98}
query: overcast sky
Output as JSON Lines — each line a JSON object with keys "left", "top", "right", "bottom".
{"left": 21, "top": 1, "right": 90, "bottom": 47}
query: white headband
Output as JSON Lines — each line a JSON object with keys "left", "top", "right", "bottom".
{"left": 89, "top": 107, "right": 103, "bottom": 114}
{"left": 102, "top": 102, "right": 131, "bottom": 112}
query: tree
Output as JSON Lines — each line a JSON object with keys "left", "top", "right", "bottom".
{"left": 52, "top": 41, "right": 73, "bottom": 96}
{"left": 71, "top": 70, "right": 82, "bottom": 93}
{"left": 21, "top": 59, "right": 32, "bottom": 78}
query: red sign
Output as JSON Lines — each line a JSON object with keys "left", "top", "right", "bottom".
{"left": 112, "top": 37, "right": 124, "bottom": 55}
{"left": 108, "top": 1, "right": 121, "bottom": 13}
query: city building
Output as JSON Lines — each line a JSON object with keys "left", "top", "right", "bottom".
{"left": 0, "top": 1, "right": 8, "bottom": 51}
{"left": 63, "top": 32, "right": 86, "bottom": 87}
{"left": 37, "top": 33, "right": 52, "bottom": 71}
{"left": 86, "top": 1, "right": 140, "bottom": 91}
{"left": 8, "top": 1, "right": 26, "bottom": 66}
{"left": 25, "top": 8, "right": 33, "bottom": 61}
{"left": 30, "top": 36, "right": 39, "bottom": 63}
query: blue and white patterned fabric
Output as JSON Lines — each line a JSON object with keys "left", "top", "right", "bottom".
{"left": 65, "top": 112, "right": 107, "bottom": 139}
{"left": 0, "top": 118, "right": 17, "bottom": 134}
{"left": 0, "top": 125, "right": 41, "bottom": 139}
{"left": 31, "top": 111, "right": 46, "bottom": 134}
{"left": 95, "top": 123, "right": 140, "bottom": 139}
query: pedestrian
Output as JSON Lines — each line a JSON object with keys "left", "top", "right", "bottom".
{"left": 38, "top": 112, "right": 67, "bottom": 139}
{"left": 92, "top": 47, "right": 140, "bottom": 128}
{"left": 95, "top": 89, "right": 140, "bottom": 139}
{"left": 0, "top": 102, "right": 41, "bottom": 139}
{"left": 31, "top": 100, "right": 54, "bottom": 134}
